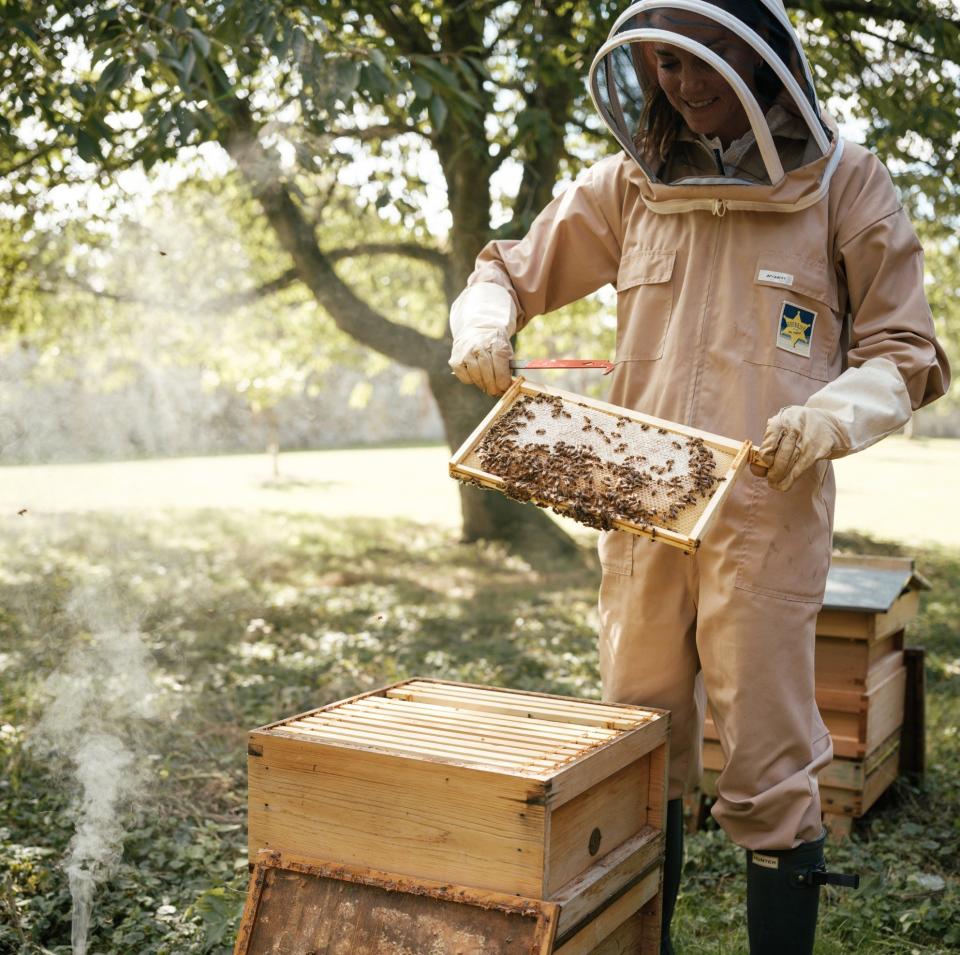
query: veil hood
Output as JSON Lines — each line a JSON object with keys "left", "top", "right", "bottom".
{"left": 589, "top": 0, "right": 842, "bottom": 211}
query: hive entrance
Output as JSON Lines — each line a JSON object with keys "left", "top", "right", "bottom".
{"left": 450, "top": 380, "right": 750, "bottom": 552}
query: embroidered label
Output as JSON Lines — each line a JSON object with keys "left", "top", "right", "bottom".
{"left": 752, "top": 852, "right": 780, "bottom": 870}
{"left": 776, "top": 301, "right": 817, "bottom": 358}
{"left": 758, "top": 269, "right": 794, "bottom": 286}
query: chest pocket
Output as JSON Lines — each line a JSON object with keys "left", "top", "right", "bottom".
{"left": 615, "top": 249, "right": 676, "bottom": 361}
{"left": 739, "top": 252, "right": 841, "bottom": 382}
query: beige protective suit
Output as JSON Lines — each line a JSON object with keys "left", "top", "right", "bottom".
{"left": 457, "top": 3, "right": 949, "bottom": 850}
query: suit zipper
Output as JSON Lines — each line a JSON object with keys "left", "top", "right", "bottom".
{"left": 686, "top": 206, "right": 727, "bottom": 425}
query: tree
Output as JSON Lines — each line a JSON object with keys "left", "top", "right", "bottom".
{"left": 2, "top": 1, "right": 958, "bottom": 549}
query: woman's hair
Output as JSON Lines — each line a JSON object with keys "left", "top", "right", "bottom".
{"left": 632, "top": 0, "right": 801, "bottom": 162}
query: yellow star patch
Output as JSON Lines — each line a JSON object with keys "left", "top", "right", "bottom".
{"left": 776, "top": 302, "right": 817, "bottom": 358}
{"left": 782, "top": 310, "right": 812, "bottom": 347}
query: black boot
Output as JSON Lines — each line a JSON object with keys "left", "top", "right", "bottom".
{"left": 660, "top": 798, "right": 683, "bottom": 955}
{"left": 745, "top": 832, "right": 859, "bottom": 955}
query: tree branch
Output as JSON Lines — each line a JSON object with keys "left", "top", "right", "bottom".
{"left": 204, "top": 243, "right": 449, "bottom": 312}
{"left": 203, "top": 267, "right": 300, "bottom": 312}
{"left": 367, "top": 1, "right": 435, "bottom": 56}
{"left": 0, "top": 142, "right": 57, "bottom": 177}
{"left": 221, "top": 103, "right": 446, "bottom": 373}
{"left": 328, "top": 122, "right": 424, "bottom": 142}
{"left": 326, "top": 242, "right": 449, "bottom": 270}
{"left": 856, "top": 26, "right": 935, "bottom": 57}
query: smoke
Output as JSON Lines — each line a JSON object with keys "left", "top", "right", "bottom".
{"left": 30, "top": 587, "right": 160, "bottom": 955}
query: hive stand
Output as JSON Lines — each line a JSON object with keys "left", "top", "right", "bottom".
{"left": 697, "top": 555, "right": 928, "bottom": 840}
{"left": 242, "top": 679, "right": 672, "bottom": 953}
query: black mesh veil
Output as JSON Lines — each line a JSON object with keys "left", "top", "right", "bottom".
{"left": 590, "top": 1, "right": 831, "bottom": 185}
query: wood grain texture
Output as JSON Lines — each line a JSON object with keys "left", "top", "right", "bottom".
{"left": 546, "top": 719, "right": 669, "bottom": 810}
{"left": 816, "top": 591, "right": 919, "bottom": 641}
{"left": 248, "top": 680, "right": 669, "bottom": 905}
{"left": 248, "top": 732, "right": 547, "bottom": 896}
{"left": 814, "top": 634, "right": 903, "bottom": 690}
{"left": 234, "top": 852, "right": 559, "bottom": 955}
{"left": 552, "top": 869, "right": 660, "bottom": 955}
{"left": 550, "top": 827, "right": 663, "bottom": 936}
{"left": 546, "top": 759, "right": 651, "bottom": 896}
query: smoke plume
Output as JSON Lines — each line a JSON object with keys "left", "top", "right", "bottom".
{"left": 31, "top": 589, "right": 159, "bottom": 955}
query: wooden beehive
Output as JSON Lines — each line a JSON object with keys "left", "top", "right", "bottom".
{"left": 449, "top": 379, "right": 751, "bottom": 554}
{"left": 247, "top": 679, "right": 669, "bottom": 947}
{"left": 700, "top": 555, "right": 928, "bottom": 836}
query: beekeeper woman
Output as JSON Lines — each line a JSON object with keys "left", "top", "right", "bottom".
{"left": 447, "top": 1, "right": 949, "bottom": 952}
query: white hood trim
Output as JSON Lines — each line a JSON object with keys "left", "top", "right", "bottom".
{"left": 609, "top": 0, "right": 819, "bottom": 100}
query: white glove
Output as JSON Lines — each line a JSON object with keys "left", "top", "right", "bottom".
{"left": 448, "top": 282, "right": 518, "bottom": 396}
{"left": 760, "top": 357, "right": 912, "bottom": 492}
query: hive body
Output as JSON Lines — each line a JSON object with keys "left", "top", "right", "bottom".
{"left": 246, "top": 679, "right": 671, "bottom": 952}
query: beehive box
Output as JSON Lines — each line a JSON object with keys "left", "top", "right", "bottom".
{"left": 814, "top": 555, "right": 928, "bottom": 691}
{"left": 450, "top": 379, "right": 751, "bottom": 553}
{"left": 812, "top": 555, "right": 926, "bottom": 760}
{"left": 247, "top": 678, "right": 669, "bottom": 941}
{"left": 235, "top": 848, "right": 663, "bottom": 955}
{"left": 700, "top": 555, "right": 928, "bottom": 834}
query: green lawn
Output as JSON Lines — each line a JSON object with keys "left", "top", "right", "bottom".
{"left": 0, "top": 441, "right": 957, "bottom": 953}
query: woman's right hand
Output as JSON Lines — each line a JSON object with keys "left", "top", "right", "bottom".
{"left": 448, "top": 283, "right": 517, "bottom": 396}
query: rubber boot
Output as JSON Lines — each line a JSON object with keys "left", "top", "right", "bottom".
{"left": 660, "top": 798, "right": 683, "bottom": 955}
{"left": 745, "top": 831, "right": 859, "bottom": 955}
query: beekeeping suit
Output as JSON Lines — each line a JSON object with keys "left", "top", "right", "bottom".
{"left": 449, "top": 2, "right": 949, "bottom": 950}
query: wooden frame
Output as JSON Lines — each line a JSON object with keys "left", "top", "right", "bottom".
{"left": 552, "top": 865, "right": 661, "bottom": 955}
{"left": 448, "top": 378, "right": 751, "bottom": 554}
{"left": 234, "top": 850, "right": 559, "bottom": 955}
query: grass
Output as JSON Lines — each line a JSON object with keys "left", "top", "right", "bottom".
{"left": 0, "top": 442, "right": 957, "bottom": 953}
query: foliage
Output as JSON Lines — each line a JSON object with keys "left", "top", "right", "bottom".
{"left": 2, "top": 0, "right": 958, "bottom": 324}
{"left": 24, "top": 175, "right": 442, "bottom": 407}
{"left": 0, "top": 501, "right": 958, "bottom": 953}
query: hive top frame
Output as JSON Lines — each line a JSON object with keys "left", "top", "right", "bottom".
{"left": 449, "top": 378, "right": 752, "bottom": 554}
{"left": 250, "top": 678, "right": 669, "bottom": 785}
